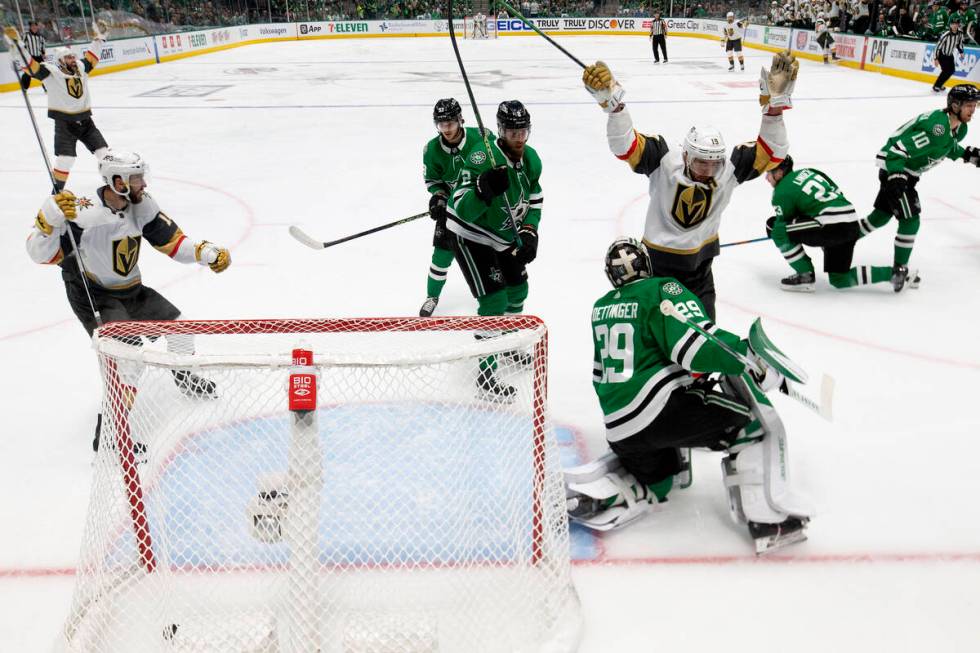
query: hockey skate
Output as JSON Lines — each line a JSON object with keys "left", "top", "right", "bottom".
{"left": 172, "top": 369, "right": 218, "bottom": 399}
{"left": 890, "top": 265, "right": 921, "bottom": 292}
{"left": 476, "top": 368, "right": 517, "bottom": 403}
{"left": 780, "top": 271, "right": 816, "bottom": 293}
{"left": 564, "top": 452, "right": 659, "bottom": 531}
{"left": 419, "top": 296, "right": 439, "bottom": 317}
{"left": 728, "top": 63, "right": 735, "bottom": 72}
{"left": 499, "top": 348, "right": 534, "bottom": 369}
{"left": 749, "top": 516, "right": 809, "bottom": 554}
{"left": 740, "top": 62, "right": 745, "bottom": 71}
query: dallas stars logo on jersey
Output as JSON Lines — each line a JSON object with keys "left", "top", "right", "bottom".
{"left": 670, "top": 183, "right": 714, "bottom": 228}
{"left": 113, "top": 236, "right": 141, "bottom": 276}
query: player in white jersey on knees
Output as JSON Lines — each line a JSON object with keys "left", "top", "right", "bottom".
{"left": 722, "top": 12, "right": 747, "bottom": 71}
{"left": 14, "top": 23, "right": 110, "bottom": 191}
{"left": 565, "top": 238, "right": 812, "bottom": 554}
{"left": 581, "top": 50, "right": 798, "bottom": 319}
{"left": 26, "top": 151, "right": 232, "bottom": 451}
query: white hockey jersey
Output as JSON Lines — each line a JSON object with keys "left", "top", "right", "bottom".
{"left": 27, "top": 40, "right": 102, "bottom": 121}
{"left": 723, "top": 20, "right": 746, "bottom": 41}
{"left": 605, "top": 106, "right": 788, "bottom": 271}
{"left": 27, "top": 188, "right": 201, "bottom": 290}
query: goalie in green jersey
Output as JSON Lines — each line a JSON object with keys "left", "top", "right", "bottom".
{"left": 565, "top": 238, "right": 812, "bottom": 554}
{"left": 765, "top": 156, "right": 903, "bottom": 293}
{"left": 446, "top": 100, "right": 543, "bottom": 400}
{"left": 419, "top": 98, "right": 494, "bottom": 317}
{"left": 865, "top": 84, "right": 980, "bottom": 291}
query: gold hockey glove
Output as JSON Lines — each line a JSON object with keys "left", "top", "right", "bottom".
{"left": 759, "top": 50, "right": 799, "bottom": 111}
{"left": 583, "top": 61, "right": 625, "bottom": 113}
{"left": 54, "top": 191, "right": 78, "bottom": 221}
{"left": 195, "top": 241, "right": 232, "bottom": 273}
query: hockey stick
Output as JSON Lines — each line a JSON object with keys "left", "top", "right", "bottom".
{"left": 447, "top": 0, "right": 522, "bottom": 247}
{"left": 3, "top": 30, "right": 103, "bottom": 327}
{"left": 289, "top": 211, "right": 429, "bottom": 250}
{"left": 720, "top": 236, "right": 770, "bottom": 248}
{"left": 496, "top": 0, "right": 586, "bottom": 68}
{"left": 659, "top": 300, "right": 834, "bottom": 421}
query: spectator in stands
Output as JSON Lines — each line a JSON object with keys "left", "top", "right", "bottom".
{"left": 917, "top": 11, "right": 936, "bottom": 37}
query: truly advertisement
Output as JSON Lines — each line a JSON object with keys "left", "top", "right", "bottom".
{"left": 497, "top": 17, "right": 640, "bottom": 32}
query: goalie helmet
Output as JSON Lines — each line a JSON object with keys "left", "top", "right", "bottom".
{"left": 99, "top": 150, "right": 149, "bottom": 196}
{"left": 433, "top": 98, "right": 462, "bottom": 124}
{"left": 604, "top": 238, "right": 652, "bottom": 288}
{"left": 497, "top": 100, "right": 531, "bottom": 131}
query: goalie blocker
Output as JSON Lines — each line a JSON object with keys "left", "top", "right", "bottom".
{"left": 567, "top": 238, "right": 813, "bottom": 554}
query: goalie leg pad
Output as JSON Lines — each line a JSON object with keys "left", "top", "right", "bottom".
{"left": 565, "top": 452, "right": 657, "bottom": 531}
{"left": 721, "top": 375, "right": 814, "bottom": 523}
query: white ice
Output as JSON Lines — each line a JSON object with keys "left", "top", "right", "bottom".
{"left": 2, "top": 33, "right": 980, "bottom": 652}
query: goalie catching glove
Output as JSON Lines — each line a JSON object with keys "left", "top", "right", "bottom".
{"left": 758, "top": 50, "right": 799, "bottom": 112}
{"left": 195, "top": 241, "right": 231, "bottom": 273}
{"left": 582, "top": 61, "right": 625, "bottom": 113}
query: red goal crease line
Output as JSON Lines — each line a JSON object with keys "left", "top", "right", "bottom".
{"left": 4, "top": 551, "right": 980, "bottom": 579}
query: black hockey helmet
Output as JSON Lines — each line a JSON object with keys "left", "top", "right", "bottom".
{"left": 604, "top": 238, "right": 652, "bottom": 288}
{"left": 433, "top": 98, "right": 462, "bottom": 123}
{"left": 497, "top": 100, "right": 531, "bottom": 131}
{"left": 773, "top": 154, "right": 794, "bottom": 176}
{"left": 948, "top": 84, "right": 980, "bottom": 109}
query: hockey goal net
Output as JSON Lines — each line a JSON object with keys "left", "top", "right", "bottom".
{"left": 464, "top": 13, "right": 498, "bottom": 39}
{"left": 57, "top": 316, "right": 581, "bottom": 652}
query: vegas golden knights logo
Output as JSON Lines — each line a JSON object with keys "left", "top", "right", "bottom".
{"left": 670, "top": 183, "right": 713, "bottom": 228}
{"left": 66, "top": 76, "right": 84, "bottom": 99}
{"left": 112, "top": 236, "right": 141, "bottom": 276}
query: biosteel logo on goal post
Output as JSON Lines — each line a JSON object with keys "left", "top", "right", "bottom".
{"left": 289, "top": 348, "right": 317, "bottom": 411}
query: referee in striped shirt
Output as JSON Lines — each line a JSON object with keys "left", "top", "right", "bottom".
{"left": 20, "top": 21, "right": 46, "bottom": 90}
{"left": 650, "top": 9, "right": 668, "bottom": 63}
{"left": 932, "top": 18, "right": 965, "bottom": 92}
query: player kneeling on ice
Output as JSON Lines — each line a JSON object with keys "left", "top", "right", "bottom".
{"left": 566, "top": 238, "right": 813, "bottom": 554}
{"left": 26, "top": 151, "right": 232, "bottom": 451}
{"left": 766, "top": 155, "right": 912, "bottom": 292}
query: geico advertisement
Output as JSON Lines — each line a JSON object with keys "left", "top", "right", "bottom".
{"left": 497, "top": 17, "right": 643, "bottom": 32}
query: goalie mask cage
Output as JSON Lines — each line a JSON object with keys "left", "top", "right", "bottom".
{"left": 57, "top": 316, "right": 582, "bottom": 653}
{"left": 464, "top": 14, "right": 498, "bottom": 39}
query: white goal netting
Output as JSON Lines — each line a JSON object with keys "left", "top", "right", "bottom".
{"left": 57, "top": 317, "right": 581, "bottom": 653}
{"left": 464, "top": 14, "right": 498, "bottom": 39}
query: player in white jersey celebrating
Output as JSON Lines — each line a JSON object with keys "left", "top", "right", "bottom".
{"left": 722, "top": 12, "right": 747, "bottom": 71}
{"left": 26, "top": 151, "right": 232, "bottom": 450}
{"left": 581, "top": 50, "right": 798, "bottom": 319}
{"left": 17, "top": 23, "right": 109, "bottom": 191}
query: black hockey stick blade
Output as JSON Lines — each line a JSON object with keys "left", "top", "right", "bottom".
{"left": 289, "top": 211, "right": 429, "bottom": 250}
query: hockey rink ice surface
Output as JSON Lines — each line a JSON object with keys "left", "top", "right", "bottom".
{"left": 2, "top": 32, "right": 980, "bottom": 651}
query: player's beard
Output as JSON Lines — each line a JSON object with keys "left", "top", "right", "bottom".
{"left": 129, "top": 188, "right": 144, "bottom": 203}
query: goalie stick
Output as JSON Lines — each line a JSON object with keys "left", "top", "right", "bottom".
{"left": 3, "top": 27, "right": 103, "bottom": 327}
{"left": 659, "top": 300, "right": 834, "bottom": 421}
{"left": 289, "top": 211, "right": 429, "bottom": 250}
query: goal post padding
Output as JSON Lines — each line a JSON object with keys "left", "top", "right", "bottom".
{"left": 58, "top": 316, "right": 581, "bottom": 652}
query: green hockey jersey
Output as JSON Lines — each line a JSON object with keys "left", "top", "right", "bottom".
{"left": 422, "top": 126, "right": 491, "bottom": 197}
{"left": 877, "top": 109, "right": 968, "bottom": 176}
{"left": 591, "top": 276, "right": 748, "bottom": 442}
{"left": 771, "top": 167, "right": 858, "bottom": 227}
{"left": 447, "top": 137, "right": 543, "bottom": 252}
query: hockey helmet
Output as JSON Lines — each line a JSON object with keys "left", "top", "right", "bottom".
{"left": 99, "top": 150, "right": 149, "bottom": 196}
{"left": 683, "top": 125, "right": 726, "bottom": 182}
{"left": 949, "top": 84, "right": 980, "bottom": 106}
{"left": 433, "top": 97, "right": 462, "bottom": 124}
{"left": 497, "top": 100, "right": 531, "bottom": 130}
{"left": 604, "top": 237, "right": 652, "bottom": 288}
{"left": 52, "top": 46, "right": 77, "bottom": 73}
{"left": 727, "top": 11, "right": 735, "bottom": 18}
